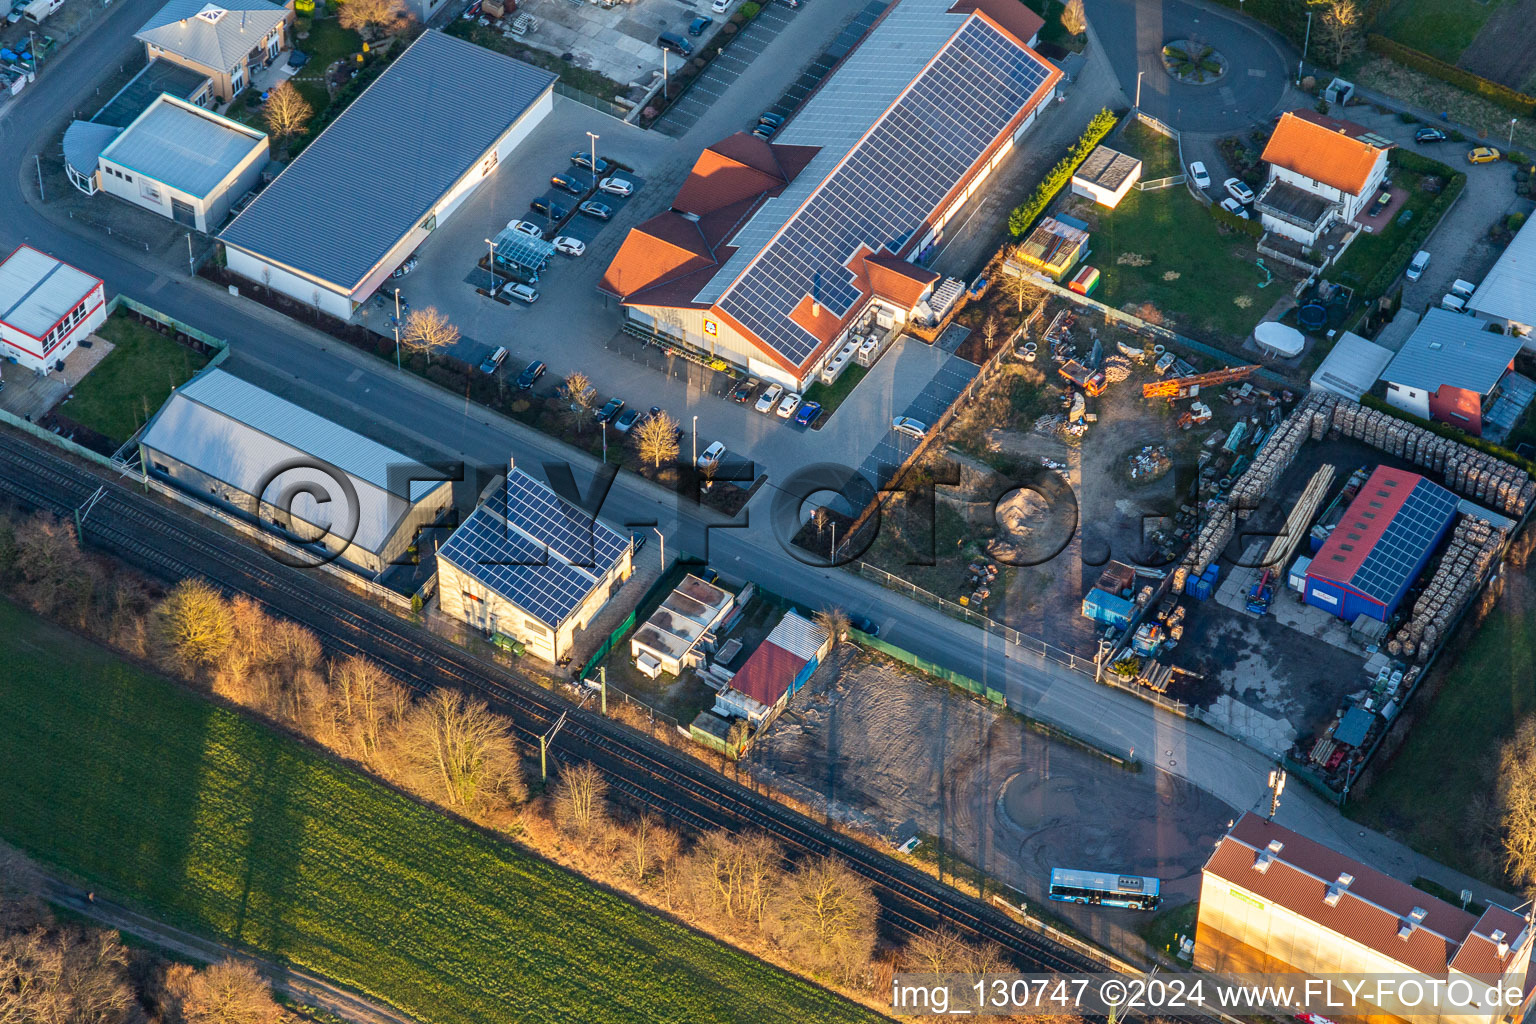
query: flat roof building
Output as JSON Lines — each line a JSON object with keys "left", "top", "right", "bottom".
{"left": 1311, "top": 330, "right": 1392, "bottom": 401}
{"left": 1070, "top": 145, "right": 1141, "bottom": 208}
{"left": 713, "top": 611, "right": 831, "bottom": 727}
{"left": 94, "top": 94, "right": 268, "bottom": 232}
{"left": 220, "top": 30, "right": 556, "bottom": 319}
{"left": 601, "top": 0, "right": 1059, "bottom": 389}
{"left": 630, "top": 574, "right": 735, "bottom": 678}
{"left": 1198, "top": 814, "right": 1531, "bottom": 1024}
{"left": 1468, "top": 216, "right": 1536, "bottom": 350}
{"left": 0, "top": 245, "right": 107, "bottom": 375}
{"left": 436, "top": 466, "right": 634, "bottom": 664}
{"left": 139, "top": 366, "right": 452, "bottom": 573}
{"left": 1303, "top": 466, "right": 1457, "bottom": 623}
{"left": 1383, "top": 308, "right": 1524, "bottom": 437}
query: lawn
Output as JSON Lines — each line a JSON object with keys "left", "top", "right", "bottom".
{"left": 1328, "top": 168, "right": 1438, "bottom": 291}
{"left": 803, "top": 363, "right": 869, "bottom": 418}
{"left": 57, "top": 314, "right": 207, "bottom": 443}
{"left": 291, "top": 16, "right": 364, "bottom": 111}
{"left": 1349, "top": 564, "right": 1536, "bottom": 881}
{"left": 1078, "top": 189, "right": 1278, "bottom": 343}
{"left": 0, "top": 600, "right": 887, "bottom": 1024}
{"left": 1116, "top": 120, "right": 1181, "bottom": 180}
{"left": 1373, "top": 0, "right": 1497, "bottom": 64}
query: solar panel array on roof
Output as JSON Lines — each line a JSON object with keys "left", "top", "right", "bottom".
{"left": 1347, "top": 477, "right": 1458, "bottom": 603}
{"left": 713, "top": 16, "right": 1051, "bottom": 368}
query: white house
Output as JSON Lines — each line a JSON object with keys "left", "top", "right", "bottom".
{"left": 1255, "top": 110, "right": 1391, "bottom": 247}
{"left": 0, "top": 246, "right": 107, "bottom": 374}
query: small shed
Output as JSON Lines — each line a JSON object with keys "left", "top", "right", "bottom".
{"left": 1311, "top": 331, "right": 1392, "bottom": 401}
{"left": 1333, "top": 706, "right": 1376, "bottom": 748}
{"left": 1016, "top": 216, "right": 1088, "bottom": 281}
{"left": 1287, "top": 554, "right": 1311, "bottom": 592}
{"left": 1255, "top": 321, "right": 1305, "bottom": 358}
{"left": 1071, "top": 145, "right": 1143, "bottom": 208}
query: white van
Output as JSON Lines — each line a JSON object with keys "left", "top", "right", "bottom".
{"left": 23, "top": 0, "right": 63, "bottom": 24}
{"left": 1449, "top": 278, "right": 1477, "bottom": 299}
{"left": 1439, "top": 293, "right": 1467, "bottom": 313}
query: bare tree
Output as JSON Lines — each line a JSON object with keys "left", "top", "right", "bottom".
{"left": 397, "top": 690, "right": 527, "bottom": 812}
{"left": 626, "top": 812, "right": 666, "bottom": 881}
{"left": 336, "top": 0, "right": 408, "bottom": 36}
{"left": 399, "top": 307, "right": 459, "bottom": 365}
{"left": 163, "top": 960, "right": 283, "bottom": 1024}
{"left": 1498, "top": 717, "right": 1536, "bottom": 887}
{"left": 771, "top": 855, "right": 878, "bottom": 981}
{"left": 261, "top": 81, "right": 312, "bottom": 140}
{"left": 0, "top": 926, "right": 135, "bottom": 1024}
{"left": 157, "top": 579, "right": 233, "bottom": 670}
{"left": 812, "top": 606, "right": 849, "bottom": 644}
{"left": 1003, "top": 267, "right": 1041, "bottom": 316}
{"left": 564, "top": 372, "right": 597, "bottom": 430}
{"left": 1060, "top": 0, "right": 1086, "bottom": 35}
{"left": 1316, "top": 0, "right": 1364, "bottom": 66}
{"left": 327, "top": 655, "right": 408, "bottom": 765}
{"left": 15, "top": 514, "right": 92, "bottom": 621}
{"left": 0, "top": 842, "right": 48, "bottom": 934}
{"left": 684, "top": 832, "right": 782, "bottom": 929}
{"left": 552, "top": 761, "right": 609, "bottom": 836}
{"left": 635, "top": 411, "right": 680, "bottom": 468}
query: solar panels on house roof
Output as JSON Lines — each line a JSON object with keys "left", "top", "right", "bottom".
{"left": 1347, "top": 476, "right": 1458, "bottom": 603}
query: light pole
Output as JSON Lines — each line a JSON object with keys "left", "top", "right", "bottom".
{"left": 186, "top": 233, "right": 194, "bottom": 275}
{"left": 653, "top": 526, "right": 664, "bottom": 569}
{"left": 1298, "top": 11, "right": 1312, "bottom": 82}
{"left": 691, "top": 414, "right": 698, "bottom": 467}
{"left": 602, "top": 419, "right": 608, "bottom": 462}
{"left": 393, "top": 287, "right": 402, "bottom": 368}
{"left": 662, "top": 49, "right": 668, "bottom": 100}
{"left": 485, "top": 238, "right": 498, "bottom": 294}
{"left": 1510, "top": 118, "right": 1519, "bottom": 149}
{"left": 1135, "top": 70, "right": 1143, "bottom": 110}
{"left": 587, "top": 131, "right": 600, "bottom": 190}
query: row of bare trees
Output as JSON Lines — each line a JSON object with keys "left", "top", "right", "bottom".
{"left": 0, "top": 843, "right": 290, "bottom": 1024}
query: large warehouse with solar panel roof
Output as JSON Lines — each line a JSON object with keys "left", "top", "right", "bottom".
{"left": 600, "top": 0, "right": 1061, "bottom": 390}
{"left": 1302, "top": 466, "right": 1459, "bottom": 623}
{"left": 435, "top": 464, "right": 634, "bottom": 663}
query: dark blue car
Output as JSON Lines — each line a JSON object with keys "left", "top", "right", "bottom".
{"left": 794, "top": 400, "right": 822, "bottom": 426}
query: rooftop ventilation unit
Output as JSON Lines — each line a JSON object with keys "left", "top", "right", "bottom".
{"left": 1254, "top": 839, "right": 1284, "bottom": 873}
{"left": 1399, "top": 906, "right": 1429, "bottom": 940}
{"left": 1492, "top": 929, "right": 1510, "bottom": 958}
{"left": 1323, "top": 872, "right": 1355, "bottom": 907}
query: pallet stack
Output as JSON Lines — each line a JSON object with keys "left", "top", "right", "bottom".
{"left": 1227, "top": 392, "right": 1335, "bottom": 518}
{"left": 1386, "top": 517, "right": 1506, "bottom": 662}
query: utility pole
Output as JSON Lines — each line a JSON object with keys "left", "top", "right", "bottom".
{"left": 653, "top": 526, "right": 664, "bottom": 570}
{"left": 485, "top": 237, "right": 498, "bottom": 294}
{"left": 1298, "top": 11, "right": 1312, "bottom": 82}
{"left": 662, "top": 49, "right": 668, "bottom": 100}
{"left": 186, "top": 233, "right": 194, "bottom": 275}
{"left": 587, "top": 131, "right": 600, "bottom": 190}
{"left": 599, "top": 665, "right": 607, "bottom": 716}
{"left": 1267, "top": 767, "right": 1286, "bottom": 819}
{"left": 691, "top": 413, "right": 698, "bottom": 467}
{"left": 1135, "top": 70, "right": 1143, "bottom": 110}
{"left": 601, "top": 419, "right": 608, "bottom": 462}
{"left": 35, "top": 154, "right": 44, "bottom": 202}
{"left": 393, "top": 287, "right": 402, "bottom": 368}
{"left": 74, "top": 486, "right": 105, "bottom": 543}
{"left": 539, "top": 709, "right": 570, "bottom": 781}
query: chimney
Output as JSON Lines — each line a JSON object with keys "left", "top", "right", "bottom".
{"left": 1323, "top": 872, "right": 1354, "bottom": 907}
{"left": 1254, "top": 839, "right": 1284, "bottom": 873}
{"left": 1492, "top": 930, "right": 1510, "bottom": 958}
{"left": 1399, "top": 907, "right": 1429, "bottom": 940}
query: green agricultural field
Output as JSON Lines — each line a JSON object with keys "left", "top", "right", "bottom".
{"left": 0, "top": 601, "right": 888, "bottom": 1024}
{"left": 1373, "top": 0, "right": 1496, "bottom": 64}
{"left": 57, "top": 314, "right": 207, "bottom": 443}
{"left": 1350, "top": 566, "right": 1536, "bottom": 879}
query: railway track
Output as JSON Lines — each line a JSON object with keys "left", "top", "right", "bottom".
{"left": 0, "top": 436, "right": 1112, "bottom": 976}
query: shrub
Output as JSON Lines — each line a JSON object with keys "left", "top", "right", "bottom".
{"left": 1396, "top": 111, "right": 1419, "bottom": 124}
{"left": 1210, "top": 203, "right": 1263, "bottom": 238}
{"left": 739, "top": 0, "right": 760, "bottom": 16}
{"left": 1508, "top": 151, "right": 1531, "bottom": 165}
{"left": 1365, "top": 35, "right": 1536, "bottom": 117}
{"left": 1007, "top": 107, "right": 1118, "bottom": 237}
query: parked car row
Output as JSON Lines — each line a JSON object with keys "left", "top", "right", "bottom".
{"left": 502, "top": 155, "right": 639, "bottom": 306}
{"left": 728, "top": 374, "right": 821, "bottom": 426}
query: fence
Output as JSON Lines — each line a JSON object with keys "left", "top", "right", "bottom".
{"left": 114, "top": 295, "right": 229, "bottom": 355}
{"left": 1133, "top": 110, "right": 1179, "bottom": 139}
{"left": 1133, "top": 173, "right": 1186, "bottom": 191}
{"left": 581, "top": 609, "right": 638, "bottom": 679}
{"left": 554, "top": 80, "right": 632, "bottom": 121}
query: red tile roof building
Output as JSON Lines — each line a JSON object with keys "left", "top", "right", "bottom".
{"left": 1198, "top": 814, "right": 1531, "bottom": 1024}
{"left": 600, "top": 0, "right": 1058, "bottom": 389}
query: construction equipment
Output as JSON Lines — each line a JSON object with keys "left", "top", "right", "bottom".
{"left": 1245, "top": 569, "right": 1276, "bottom": 615}
{"left": 1142, "top": 364, "right": 1261, "bottom": 400}
{"left": 1059, "top": 359, "right": 1106, "bottom": 396}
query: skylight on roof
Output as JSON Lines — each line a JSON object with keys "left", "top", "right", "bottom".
{"left": 195, "top": 4, "right": 226, "bottom": 22}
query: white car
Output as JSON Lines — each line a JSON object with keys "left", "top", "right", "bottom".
{"left": 1189, "top": 161, "right": 1211, "bottom": 190}
{"left": 776, "top": 391, "right": 801, "bottom": 418}
{"left": 553, "top": 235, "right": 586, "bottom": 257}
{"left": 755, "top": 383, "right": 784, "bottom": 413}
{"left": 1223, "top": 177, "right": 1254, "bottom": 204}
{"left": 503, "top": 282, "right": 539, "bottom": 304}
{"left": 598, "top": 176, "right": 633, "bottom": 197}
{"left": 1219, "top": 197, "right": 1250, "bottom": 219}
{"left": 711, "top": 0, "right": 728, "bottom": 10}
{"left": 508, "top": 220, "right": 543, "bottom": 239}
{"left": 1405, "top": 250, "right": 1431, "bottom": 282}
{"left": 697, "top": 441, "right": 726, "bottom": 470}
{"left": 892, "top": 416, "right": 928, "bottom": 439}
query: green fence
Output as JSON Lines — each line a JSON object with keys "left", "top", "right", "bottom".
{"left": 114, "top": 296, "right": 229, "bottom": 355}
{"left": 581, "top": 609, "right": 637, "bottom": 680}
{"left": 854, "top": 630, "right": 1005, "bottom": 705}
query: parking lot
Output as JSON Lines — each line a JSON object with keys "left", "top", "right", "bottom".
{"left": 652, "top": 0, "right": 803, "bottom": 137}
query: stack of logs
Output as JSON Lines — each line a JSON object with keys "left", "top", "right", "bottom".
{"left": 1387, "top": 517, "right": 1506, "bottom": 662}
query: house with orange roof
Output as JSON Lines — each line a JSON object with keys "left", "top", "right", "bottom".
{"left": 1198, "top": 814, "right": 1532, "bottom": 1024}
{"left": 598, "top": 0, "right": 1060, "bottom": 390}
{"left": 1255, "top": 110, "right": 1392, "bottom": 252}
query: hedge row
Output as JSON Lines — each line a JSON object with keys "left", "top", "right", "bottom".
{"left": 1210, "top": 202, "right": 1263, "bottom": 238}
{"left": 1357, "top": 157, "right": 1466, "bottom": 299}
{"left": 1365, "top": 35, "right": 1536, "bottom": 118}
{"left": 1361, "top": 393, "right": 1536, "bottom": 474}
{"left": 1007, "top": 108, "right": 1118, "bottom": 237}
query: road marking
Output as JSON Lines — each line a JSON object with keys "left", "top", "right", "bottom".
{"left": 346, "top": 369, "right": 363, "bottom": 383}
{"left": 1248, "top": 68, "right": 1266, "bottom": 77}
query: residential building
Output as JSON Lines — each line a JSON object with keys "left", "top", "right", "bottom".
{"left": 1310, "top": 331, "right": 1393, "bottom": 402}
{"left": 1198, "top": 814, "right": 1532, "bottom": 1024}
{"left": 0, "top": 245, "right": 107, "bottom": 374}
{"left": 1256, "top": 110, "right": 1392, "bottom": 249}
{"left": 713, "top": 611, "right": 831, "bottom": 727}
{"left": 139, "top": 367, "right": 452, "bottom": 573}
{"left": 1070, "top": 145, "right": 1141, "bottom": 208}
{"left": 64, "top": 60, "right": 216, "bottom": 196}
{"left": 1382, "top": 308, "right": 1524, "bottom": 436}
{"left": 90, "top": 95, "right": 268, "bottom": 231}
{"left": 435, "top": 465, "right": 634, "bottom": 664}
{"left": 220, "top": 30, "right": 556, "bottom": 319}
{"left": 1303, "top": 466, "right": 1458, "bottom": 623}
{"left": 1468, "top": 216, "right": 1536, "bottom": 349}
{"left": 135, "top": 0, "right": 295, "bottom": 102}
{"left": 600, "top": 0, "right": 1060, "bottom": 389}
{"left": 630, "top": 574, "right": 735, "bottom": 677}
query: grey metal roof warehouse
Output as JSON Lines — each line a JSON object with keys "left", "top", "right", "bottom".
{"left": 101, "top": 96, "right": 266, "bottom": 198}
{"left": 1310, "top": 330, "right": 1393, "bottom": 401}
{"left": 219, "top": 30, "right": 557, "bottom": 293}
{"left": 1383, "top": 308, "right": 1524, "bottom": 396}
{"left": 1469, "top": 217, "right": 1536, "bottom": 327}
{"left": 136, "top": 0, "right": 290, "bottom": 72}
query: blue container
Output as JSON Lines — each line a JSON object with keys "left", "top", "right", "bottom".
{"left": 1203, "top": 563, "right": 1221, "bottom": 584}
{"left": 1190, "top": 578, "right": 1212, "bottom": 601}
{"left": 1082, "top": 589, "right": 1135, "bottom": 627}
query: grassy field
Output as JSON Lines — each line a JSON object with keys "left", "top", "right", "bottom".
{"left": 1328, "top": 168, "right": 1439, "bottom": 291}
{"left": 1350, "top": 564, "right": 1536, "bottom": 879}
{"left": 804, "top": 364, "right": 869, "bottom": 418}
{"left": 0, "top": 601, "right": 888, "bottom": 1024}
{"left": 1372, "top": 0, "right": 1496, "bottom": 63}
{"left": 291, "top": 18, "right": 364, "bottom": 111}
{"left": 1077, "top": 189, "right": 1278, "bottom": 342}
{"left": 58, "top": 314, "right": 207, "bottom": 443}
{"left": 1116, "top": 120, "right": 1182, "bottom": 180}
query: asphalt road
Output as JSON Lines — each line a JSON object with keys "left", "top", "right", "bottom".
{"left": 0, "top": 0, "right": 1510, "bottom": 914}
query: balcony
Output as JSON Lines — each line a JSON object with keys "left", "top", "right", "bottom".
{"left": 1255, "top": 179, "right": 1339, "bottom": 236}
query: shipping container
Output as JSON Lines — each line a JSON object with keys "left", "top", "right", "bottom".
{"left": 1081, "top": 588, "right": 1135, "bottom": 626}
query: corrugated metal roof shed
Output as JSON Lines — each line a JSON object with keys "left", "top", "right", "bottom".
{"left": 101, "top": 95, "right": 266, "bottom": 198}
{"left": 764, "top": 609, "right": 830, "bottom": 662}
{"left": 219, "top": 30, "right": 556, "bottom": 293}
{"left": 0, "top": 245, "right": 102, "bottom": 338}
{"left": 728, "top": 641, "right": 807, "bottom": 707}
{"left": 135, "top": 0, "right": 289, "bottom": 73}
{"left": 140, "top": 367, "right": 449, "bottom": 555}
{"left": 1383, "top": 308, "right": 1524, "bottom": 396}
{"left": 1469, "top": 216, "right": 1536, "bottom": 327}
{"left": 1310, "top": 331, "right": 1392, "bottom": 401}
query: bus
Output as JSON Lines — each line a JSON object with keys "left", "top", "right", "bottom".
{"left": 1048, "top": 868, "right": 1161, "bottom": 910}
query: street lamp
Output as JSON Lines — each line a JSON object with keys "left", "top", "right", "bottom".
{"left": 602, "top": 419, "right": 608, "bottom": 463}
{"left": 1510, "top": 118, "right": 1519, "bottom": 149}
{"left": 653, "top": 527, "right": 664, "bottom": 569}
{"left": 1298, "top": 11, "right": 1312, "bottom": 82}
{"left": 485, "top": 238, "right": 498, "bottom": 294}
{"left": 587, "top": 131, "right": 600, "bottom": 190}
{"left": 691, "top": 413, "right": 698, "bottom": 467}
{"left": 1135, "top": 70, "right": 1143, "bottom": 110}
{"left": 393, "top": 287, "right": 402, "bottom": 368}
